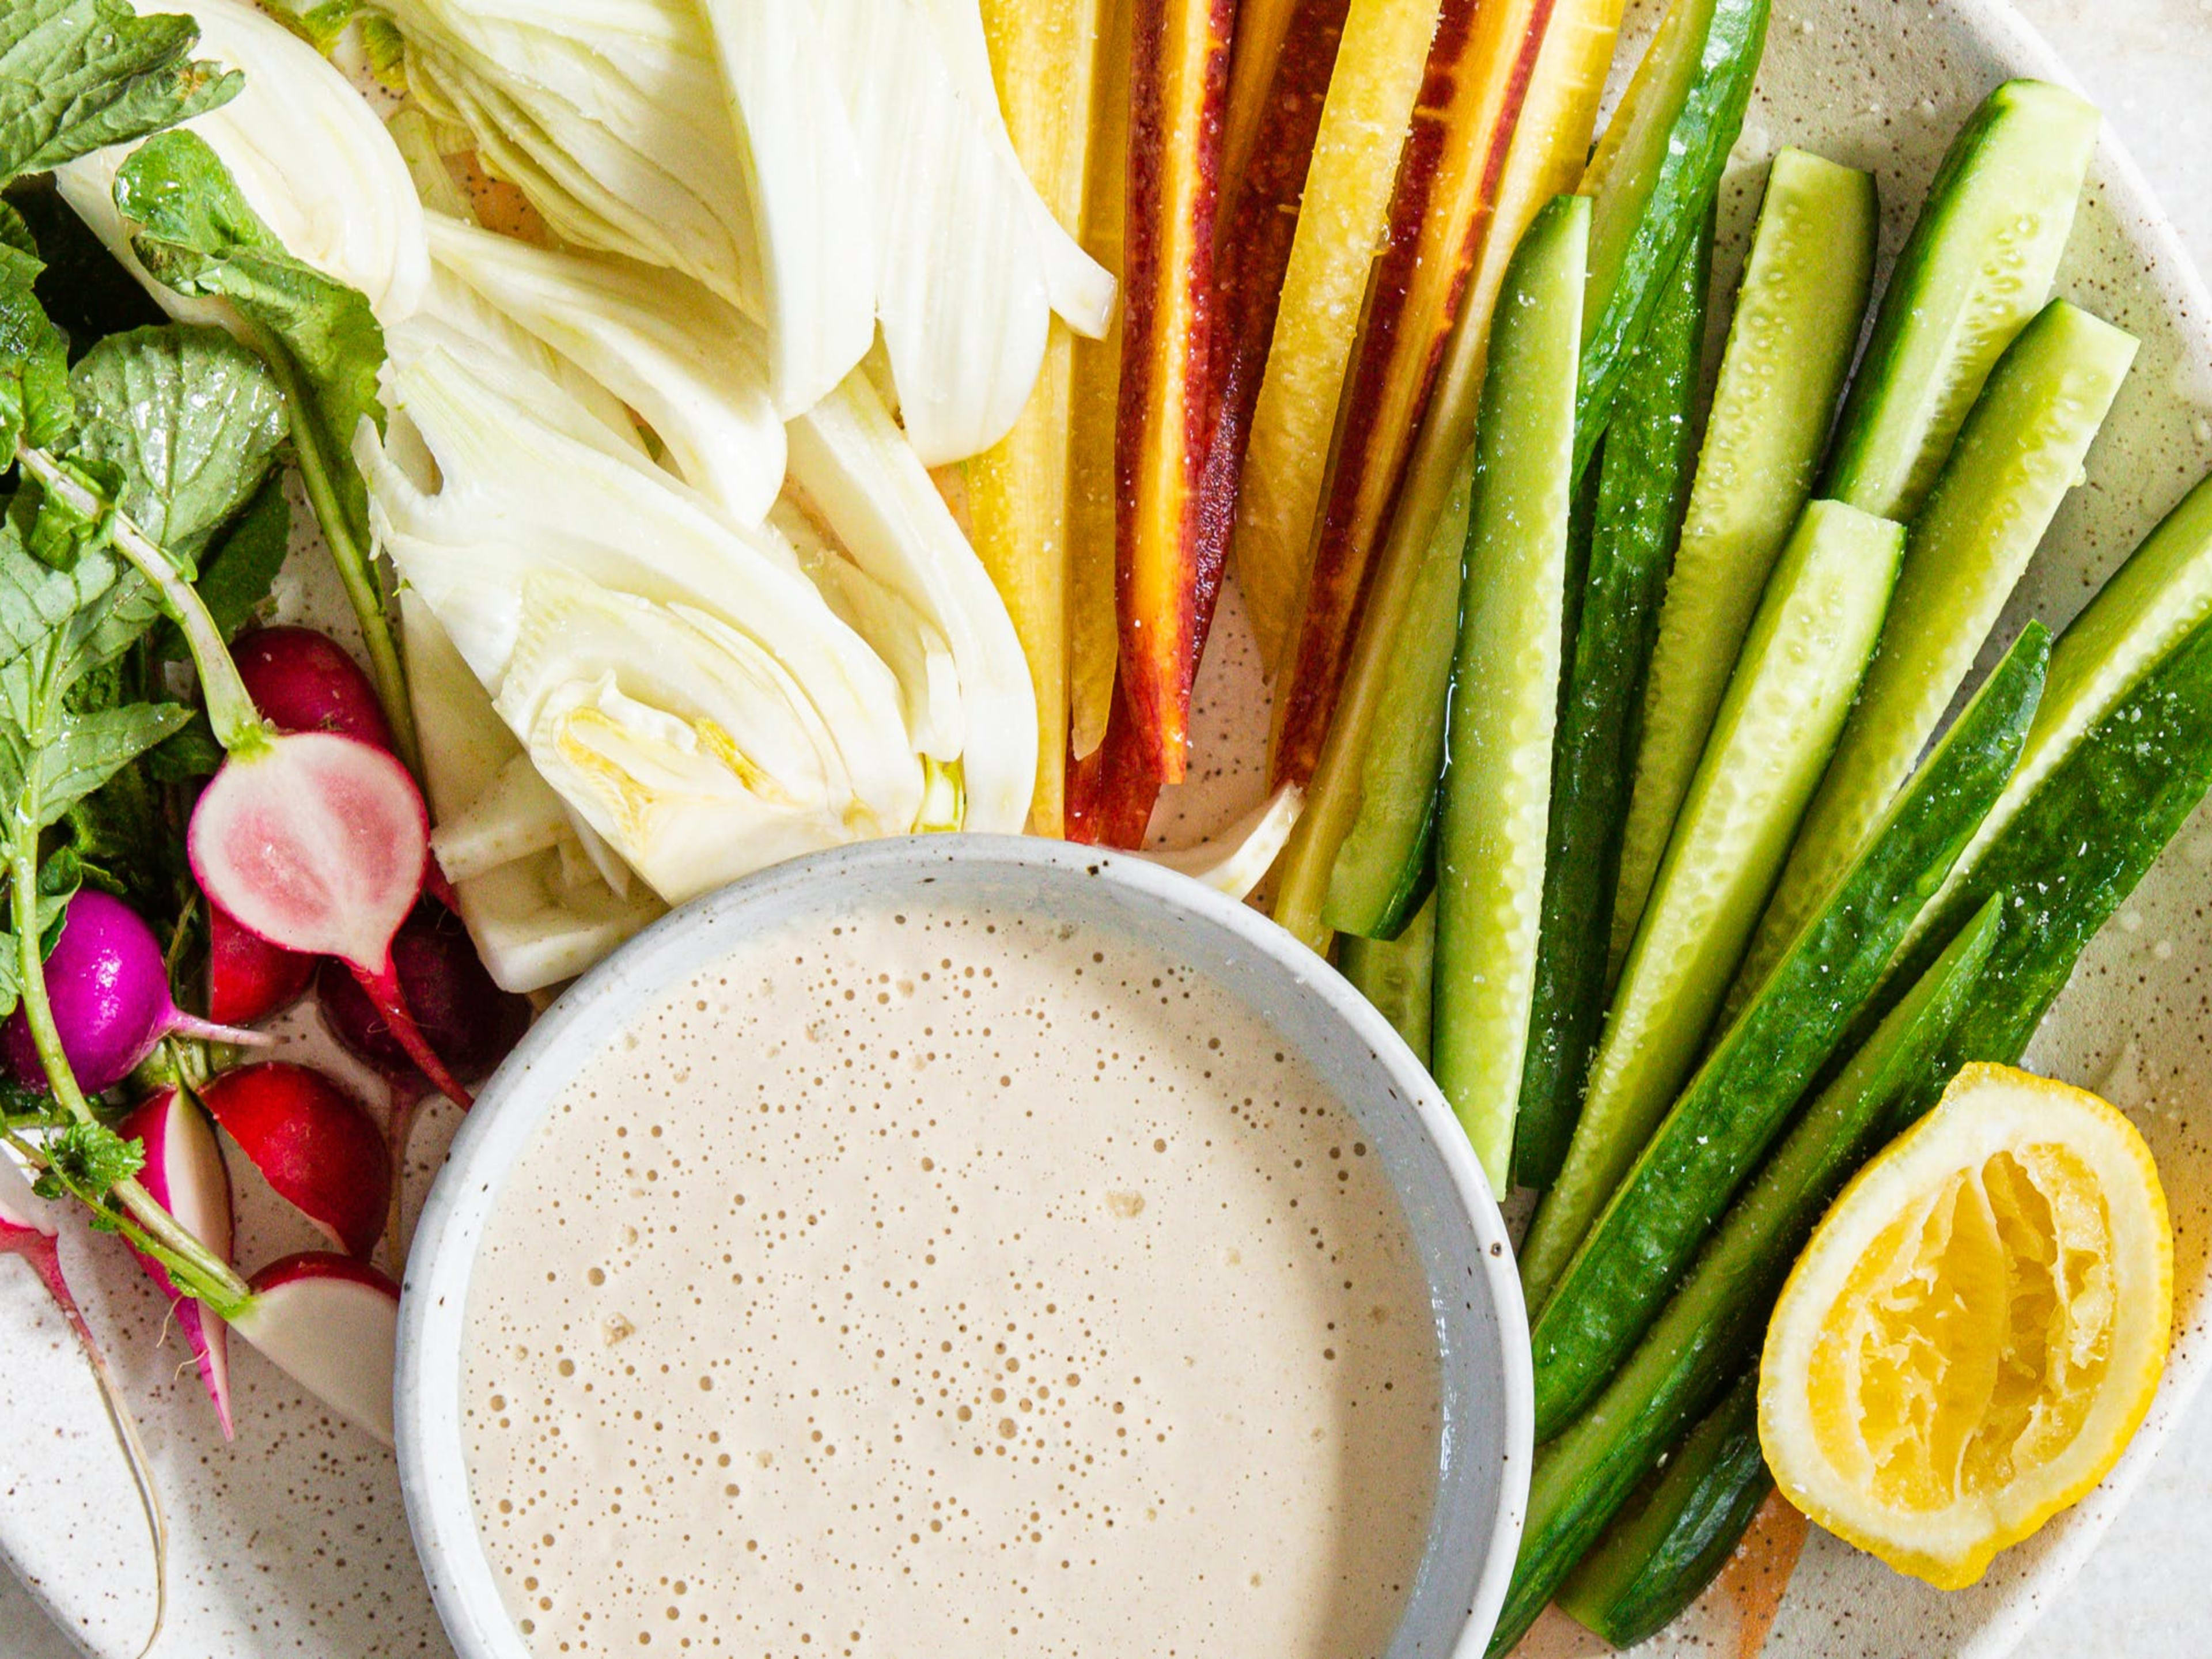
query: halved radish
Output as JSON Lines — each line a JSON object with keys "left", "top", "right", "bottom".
{"left": 231, "top": 1252, "right": 399, "bottom": 1446}
{"left": 235, "top": 626, "right": 396, "bottom": 753}
{"left": 209, "top": 903, "right": 316, "bottom": 1028}
{"left": 187, "top": 732, "right": 475, "bottom": 1107}
{"left": 199, "top": 1062, "right": 389, "bottom": 1259}
{"left": 116, "top": 1089, "right": 237, "bottom": 1436}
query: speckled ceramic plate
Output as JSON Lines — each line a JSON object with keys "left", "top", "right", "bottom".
{"left": 6, "top": 1, "right": 2211, "bottom": 1656}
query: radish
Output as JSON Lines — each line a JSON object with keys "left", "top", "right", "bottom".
{"left": 199, "top": 1062, "right": 390, "bottom": 1259}
{"left": 235, "top": 626, "right": 396, "bottom": 753}
{"left": 20, "top": 445, "right": 474, "bottom": 1110}
{"left": 230, "top": 1251, "right": 399, "bottom": 1446}
{"left": 0, "top": 1157, "right": 169, "bottom": 1652}
{"left": 316, "top": 903, "right": 530, "bottom": 1094}
{"left": 233, "top": 627, "right": 460, "bottom": 912}
{"left": 1, "top": 891, "right": 270, "bottom": 1095}
{"left": 209, "top": 902, "right": 316, "bottom": 1027}
{"left": 115, "top": 1089, "right": 237, "bottom": 1436}
{"left": 187, "top": 732, "right": 476, "bottom": 1107}
{"left": 317, "top": 902, "right": 531, "bottom": 1255}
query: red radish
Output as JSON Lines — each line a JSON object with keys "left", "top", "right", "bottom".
{"left": 317, "top": 902, "right": 530, "bottom": 1255}
{"left": 316, "top": 904, "right": 529, "bottom": 1094}
{"left": 209, "top": 903, "right": 316, "bottom": 1028}
{"left": 230, "top": 1251, "right": 398, "bottom": 1446}
{"left": 116, "top": 1089, "right": 237, "bottom": 1436}
{"left": 233, "top": 627, "right": 459, "bottom": 911}
{"left": 235, "top": 626, "right": 395, "bottom": 753}
{"left": 187, "top": 732, "right": 475, "bottom": 1108}
{"left": 80, "top": 503, "right": 471, "bottom": 1106}
{"left": 199, "top": 1062, "right": 390, "bottom": 1259}
{"left": 2, "top": 891, "right": 270, "bottom": 1094}
{"left": 0, "top": 1157, "right": 169, "bottom": 1644}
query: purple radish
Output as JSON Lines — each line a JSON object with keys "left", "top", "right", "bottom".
{"left": 2, "top": 891, "right": 271, "bottom": 1095}
{"left": 209, "top": 903, "right": 316, "bottom": 1028}
{"left": 0, "top": 1157, "right": 170, "bottom": 1641}
{"left": 230, "top": 1251, "right": 399, "bottom": 1446}
{"left": 316, "top": 902, "right": 529, "bottom": 1254}
{"left": 116, "top": 1089, "right": 236, "bottom": 1436}
{"left": 236, "top": 626, "right": 395, "bottom": 753}
{"left": 199, "top": 1063, "right": 389, "bottom": 1260}
{"left": 316, "top": 903, "right": 529, "bottom": 1094}
{"left": 186, "top": 732, "right": 476, "bottom": 1109}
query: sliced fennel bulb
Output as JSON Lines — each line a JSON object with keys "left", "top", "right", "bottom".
{"left": 426, "top": 214, "right": 785, "bottom": 522}
{"left": 772, "top": 502, "right": 966, "bottom": 763}
{"left": 416, "top": 265, "right": 649, "bottom": 459}
{"left": 383, "top": 0, "right": 766, "bottom": 315}
{"left": 497, "top": 571, "right": 880, "bottom": 903}
{"left": 812, "top": 0, "right": 1048, "bottom": 464}
{"left": 363, "top": 329, "right": 929, "bottom": 896}
{"left": 403, "top": 590, "right": 665, "bottom": 991}
{"left": 695, "top": 0, "right": 878, "bottom": 417}
{"left": 787, "top": 371, "right": 1039, "bottom": 833}
{"left": 55, "top": 0, "right": 429, "bottom": 327}
{"left": 911, "top": 0, "right": 1117, "bottom": 338}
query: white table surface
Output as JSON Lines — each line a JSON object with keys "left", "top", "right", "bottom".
{"left": 6, "top": 2, "right": 2209, "bottom": 1656}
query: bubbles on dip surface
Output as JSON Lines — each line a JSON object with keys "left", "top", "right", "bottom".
{"left": 462, "top": 904, "right": 1441, "bottom": 1657}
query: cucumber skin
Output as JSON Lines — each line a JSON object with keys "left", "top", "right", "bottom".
{"left": 1320, "top": 450, "right": 1478, "bottom": 941}
{"left": 1823, "top": 79, "right": 2100, "bottom": 522}
{"left": 1488, "top": 897, "right": 2001, "bottom": 1657}
{"left": 1528, "top": 626, "right": 2047, "bottom": 1440}
{"left": 1515, "top": 593, "right": 2212, "bottom": 1644}
{"left": 1611, "top": 150, "right": 1879, "bottom": 979}
{"left": 1555, "top": 1371, "right": 1771, "bottom": 1649}
{"left": 1433, "top": 196, "right": 1589, "bottom": 1193}
{"left": 1574, "top": 0, "right": 1770, "bottom": 478}
{"left": 1901, "top": 602, "right": 2212, "bottom": 1118}
{"left": 1515, "top": 220, "right": 1714, "bottom": 1191}
{"left": 1340, "top": 894, "right": 1436, "bottom": 1067}
{"left": 1521, "top": 500, "right": 1903, "bottom": 1301}
{"left": 1734, "top": 299, "right": 2138, "bottom": 1012}
{"left": 1944, "top": 471, "right": 2212, "bottom": 895}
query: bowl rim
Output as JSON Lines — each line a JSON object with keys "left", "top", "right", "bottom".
{"left": 393, "top": 834, "right": 1536, "bottom": 1659}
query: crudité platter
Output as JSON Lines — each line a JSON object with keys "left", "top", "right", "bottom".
{"left": 4, "top": 0, "right": 2212, "bottom": 1656}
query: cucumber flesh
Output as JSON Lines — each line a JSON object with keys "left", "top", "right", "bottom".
{"left": 1733, "top": 298, "right": 2137, "bottom": 1010}
{"left": 1573, "top": 0, "right": 1770, "bottom": 474}
{"left": 1339, "top": 894, "right": 1436, "bottom": 1067}
{"left": 1932, "top": 470, "right": 2212, "bottom": 921}
{"left": 1823, "top": 79, "right": 2100, "bottom": 522}
{"left": 1899, "top": 598, "right": 2212, "bottom": 1119}
{"left": 1488, "top": 898, "right": 2001, "bottom": 1657}
{"left": 1515, "top": 220, "right": 1712, "bottom": 1191}
{"left": 1527, "top": 626, "right": 2046, "bottom": 1439}
{"left": 1431, "top": 195, "right": 1588, "bottom": 1194}
{"left": 1612, "top": 149, "right": 1878, "bottom": 974}
{"left": 1556, "top": 1371, "right": 1771, "bottom": 1649}
{"left": 1521, "top": 500, "right": 1903, "bottom": 1302}
{"left": 1320, "top": 449, "right": 1476, "bottom": 940}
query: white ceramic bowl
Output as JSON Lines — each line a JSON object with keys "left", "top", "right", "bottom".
{"left": 393, "top": 836, "right": 1536, "bottom": 1658}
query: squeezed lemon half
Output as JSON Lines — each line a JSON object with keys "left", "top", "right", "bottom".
{"left": 1759, "top": 1062, "right": 2172, "bottom": 1590}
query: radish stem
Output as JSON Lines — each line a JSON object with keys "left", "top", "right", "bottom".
{"left": 240, "top": 326, "right": 422, "bottom": 777}
{"left": 13, "top": 445, "right": 274, "bottom": 758}
{"left": 350, "top": 961, "right": 475, "bottom": 1109}
{"left": 4, "top": 738, "right": 254, "bottom": 1315}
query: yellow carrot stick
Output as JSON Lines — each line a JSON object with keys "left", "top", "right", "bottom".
{"left": 1230, "top": 0, "right": 1444, "bottom": 677}
{"left": 1068, "top": 0, "right": 1132, "bottom": 761}
{"left": 969, "top": 0, "right": 1108, "bottom": 834}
